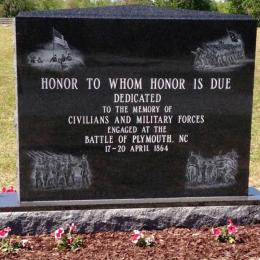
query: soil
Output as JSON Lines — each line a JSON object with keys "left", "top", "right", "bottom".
{"left": 0, "top": 225, "right": 259, "bottom": 260}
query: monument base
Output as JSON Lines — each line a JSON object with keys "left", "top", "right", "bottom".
{"left": 0, "top": 188, "right": 259, "bottom": 235}
{"left": 0, "top": 205, "right": 259, "bottom": 235}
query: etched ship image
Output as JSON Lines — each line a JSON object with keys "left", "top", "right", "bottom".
{"left": 192, "top": 30, "right": 246, "bottom": 71}
{"left": 27, "top": 27, "right": 84, "bottom": 72}
{"left": 27, "top": 151, "right": 92, "bottom": 191}
{"left": 185, "top": 150, "right": 239, "bottom": 188}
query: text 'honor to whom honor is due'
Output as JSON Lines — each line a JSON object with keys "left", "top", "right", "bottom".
{"left": 40, "top": 76, "right": 232, "bottom": 153}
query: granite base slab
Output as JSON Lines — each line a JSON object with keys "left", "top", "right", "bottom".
{"left": 0, "top": 187, "right": 259, "bottom": 235}
{"left": 0, "top": 205, "right": 259, "bottom": 235}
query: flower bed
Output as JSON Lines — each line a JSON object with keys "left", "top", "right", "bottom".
{"left": 0, "top": 225, "right": 259, "bottom": 259}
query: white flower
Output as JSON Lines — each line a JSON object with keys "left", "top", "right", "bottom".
{"left": 21, "top": 239, "right": 29, "bottom": 247}
{"left": 145, "top": 235, "right": 155, "bottom": 246}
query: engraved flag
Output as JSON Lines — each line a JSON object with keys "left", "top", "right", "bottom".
{"left": 228, "top": 31, "right": 239, "bottom": 42}
{"left": 53, "top": 28, "right": 70, "bottom": 49}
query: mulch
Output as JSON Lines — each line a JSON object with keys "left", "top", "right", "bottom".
{"left": 0, "top": 225, "right": 260, "bottom": 260}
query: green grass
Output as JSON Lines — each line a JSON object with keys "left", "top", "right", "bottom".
{"left": 250, "top": 29, "right": 260, "bottom": 188}
{"left": 0, "top": 25, "right": 16, "bottom": 188}
{"left": 0, "top": 25, "right": 259, "bottom": 189}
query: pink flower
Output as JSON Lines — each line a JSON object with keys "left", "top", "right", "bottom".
{"left": 131, "top": 230, "right": 141, "bottom": 244}
{"left": 21, "top": 239, "right": 29, "bottom": 247}
{"left": 54, "top": 228, "right": 64, "bottom": 240}
{"left": 0, "top": 227, "right": 11, "bottom": 239}
{"left": 227, "top": 221, "right": 237, "bottom": 235}
{"left": 0, "top": 230, "right": 8, "bottom": 239}
{"left": 6, "top": 186, "right": 16, "bottom": 192}
{"left": 211, "top": 227, "right": 221, "bottom": 237}
{"left": 1, "top": 186, "right": 16, "bottom": 193}
{"left": 68, "top": 223, "right": 76, "bottom": 233}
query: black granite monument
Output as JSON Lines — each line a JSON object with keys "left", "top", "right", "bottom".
{"left": 16, "top": 5, "right": 257, "bottom": 202}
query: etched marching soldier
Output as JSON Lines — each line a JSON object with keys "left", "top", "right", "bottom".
{"left": 61, "top": 156, "right": 69, "bottom": 187}
{"left": 50, "top": 54, "right": 57, "bottom": 62}
{"left": 42, "top": 155, "right": 50, "bottom": 188}
{"left": 66, "top": 155, "right": 75, "bottom": 186}
{"left": 193, "top": 48, "right": 204, "bottom": 68}
{"left": 204, "top": 159, "right": 217, "bottom": 184}
{"left": 34, "top": 157, "right": 44, "bottom": 189}
{"left": 186, "top": 152, "right": 199, "bottom": 184}
{"left": 46, "top": 159, "right": 56, "bottom": 188}
{"left": 56, "top": 159, "right": 66, "bottom": 187}
{"left": 30, "top": 55, "right": 36, "bottom": 63}
{"left": 66, "top": 53, "right": 72, "bottom": 61}
{"left": 80, "top": 154, "right": 92, "bottom": 188}
{"left": 37, "top": 57, "right": 43, "bottom": 63}
{"left": 61, "top": 54, "right": 66, "bottom": 63}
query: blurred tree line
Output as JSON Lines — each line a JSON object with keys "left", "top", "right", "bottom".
{"left": 0, "top": 0, "right": 259, "bottom": 25}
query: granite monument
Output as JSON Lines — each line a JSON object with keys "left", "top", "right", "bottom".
{"left": 15, "top": 5, "right": 257, "bottom": 202}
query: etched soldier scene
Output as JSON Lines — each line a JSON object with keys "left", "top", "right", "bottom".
{"left": 185, "top": 150, "right": 239, "bottom": 188}
{"left": 192, "top": 30, "right": 246, "bottom": 71}
{"left": 27, "top": 151, "right": 92, "bottom": 191}
{"left": 27, "top": 27, "right": 84, "bottom": 71}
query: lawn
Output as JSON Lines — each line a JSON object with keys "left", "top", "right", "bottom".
{"left": 0, "top": 25, "right": 259, "bottom": 189}
{"left": 251, "top": 28, "right": 260, "bottom": 188}
{"left": 0, "top": 25, "right": 16, "bottom": 188}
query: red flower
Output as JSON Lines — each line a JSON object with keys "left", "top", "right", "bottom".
{"left": 211, "top": 227, "right": 221, "bottom": 237}
{"left": 6, "top": 186, "right": 16, "bottom": 192}
{"left": 0, "top": 227, "right": 11, "bottom": 239}
{"left": 227, "top": 221, "right": 237, "bottom": 235}
{"left": 54, "top": 228, "right": 64, "bottom": 240}
{"left": 1, "top": 186, "right": 16, "bottom": 193}
{"left": 0, "top": 230, "right": 8, "bottom": 239}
